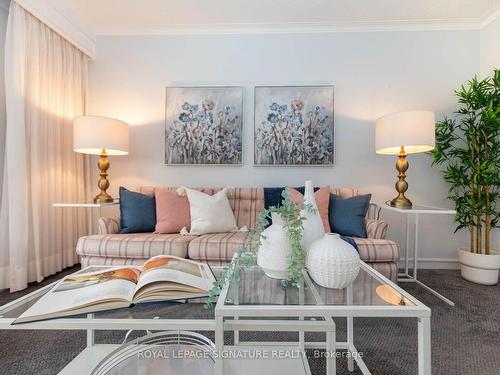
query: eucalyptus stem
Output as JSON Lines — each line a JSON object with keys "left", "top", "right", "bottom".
{"left": 205, "top": 187, "right": 314, "bottom": 307}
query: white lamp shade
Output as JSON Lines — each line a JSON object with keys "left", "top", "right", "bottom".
{"left": 375, "top": 110, "right": 435, "bottom": 155}
{"left": 73, "top": 116, "right": 129, "bottom": 155}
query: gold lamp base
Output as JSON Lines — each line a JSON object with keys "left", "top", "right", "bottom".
{"left": 93, "top": 149, "right": 114, "bottom": 204}
{"left": 390, "top": 146, "right": 412, "bottom": 209}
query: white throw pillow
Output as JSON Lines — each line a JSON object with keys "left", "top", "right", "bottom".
{"left": 177, "top": 187, "right": 238, "bottom": 235}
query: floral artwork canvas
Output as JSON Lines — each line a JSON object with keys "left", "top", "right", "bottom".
{"left": 165, "top": 87, "right": 243, "bottom": 165}
{"left": 254, "top": 86, "right": 334, "bottom": 166}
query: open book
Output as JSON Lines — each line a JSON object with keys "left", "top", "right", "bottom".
{"left": 14, "top": 255, "right": 216, "bottom": 324}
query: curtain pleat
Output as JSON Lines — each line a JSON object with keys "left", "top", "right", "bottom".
{"left": 0, "top": 2, "right": 91, "bottom": 292}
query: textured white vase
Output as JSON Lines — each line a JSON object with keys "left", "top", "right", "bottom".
{"left": 306, "top": 233, "right": 360, "bottom": 289}
{"left": 257, "top": 213, "right": 291, "bottom": 279}
{"left": 301, "top": 180, "right": 325, "bottom": 250}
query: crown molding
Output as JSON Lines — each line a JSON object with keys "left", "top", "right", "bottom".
{"left": 14, "top": 0, "right": 95, "bottom": 58}
{"left": 96, "top": 19, "right": 484, "bottom": 36}
{"left": 480, "top": 3, "right": 500, "bottom": 28}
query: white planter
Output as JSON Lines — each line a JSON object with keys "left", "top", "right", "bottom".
{"left": 458, "top": 248, "right": 500, "bottom": 285}
{"left": 306, "top": 233, "right": 360, "bottom": 289}
{"left": 257, "top": 213, "right": 291, "bottom": 279}
{"left": 301, "top": 180, "right": 325, "bottom": 250}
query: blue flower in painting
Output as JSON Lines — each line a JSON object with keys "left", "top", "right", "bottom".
{"left": 270, "top": 103, "right": 279, "bottom": 111}
{"left": 192, "top": 104, "right": 199, "bottom": 112}
{"left": 267, "top": 113, "right": 278, "bottom": 123}
{"left": 182, "top": 102, "right": 190, "bottom": 110}
{"left": 179, "top": 112, "right": 189, "bottom": 122}
{"left": 279, "top": 105, "right": 287, "bottom": 112}
{"left": 197, "top": 112, "right": 207, "bottom": 122}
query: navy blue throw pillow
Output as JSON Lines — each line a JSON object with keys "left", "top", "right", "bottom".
{"left": 328, "top": 194, "right": 372, "bottom": 238}
{"left": 119, "top": 187, "right": 156, "bottom": 234}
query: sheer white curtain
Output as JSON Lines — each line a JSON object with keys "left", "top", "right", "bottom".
{"left": 0, "top": 2, "right": 91, "bottom": 292}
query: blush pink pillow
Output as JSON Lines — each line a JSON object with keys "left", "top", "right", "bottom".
{"left": 154, "top": 189, "right": 191, "bottom": 234}
{"left": 288, "top": 186, "right": 331, "bottom": 232}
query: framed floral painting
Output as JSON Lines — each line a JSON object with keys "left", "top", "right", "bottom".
{"left": 165, "top": 86, "right": 243, "bottom": 165}
{"left": 254, "top": 85, "right": 334, "bottom": 166}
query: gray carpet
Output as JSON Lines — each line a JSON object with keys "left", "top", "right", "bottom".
{"left": 0, "top": 267, "right": 499, "bottom": 375}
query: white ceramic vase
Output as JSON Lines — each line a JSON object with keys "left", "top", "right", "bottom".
{"left": 306, "top": 233, "right": 360, "bottom": 289}
{"left": 301, "top": 180, "right": 325, "bottom": 250}
{"left": 257, "top": 213, "right": 291, "bottom": 279}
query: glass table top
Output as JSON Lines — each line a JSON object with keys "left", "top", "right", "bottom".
{"left": 0, "top": 262, "right": 418, "bottom": 323}
{"left": 225, "top": 264, "right": 415, "bottom": 308}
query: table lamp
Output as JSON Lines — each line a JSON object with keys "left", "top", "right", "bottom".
{"left": 73, "top": 116, "right": 129, "bottom": 203}
{"left": 375, "top": 110, "right": 435, "bottom": 209}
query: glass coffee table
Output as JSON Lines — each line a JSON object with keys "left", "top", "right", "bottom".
{"left": 0, "top": 262, "right": 431, "bottom": 375}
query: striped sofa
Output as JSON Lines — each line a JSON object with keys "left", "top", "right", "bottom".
{"left": 76, "top": 186, "right": 400, "bottom": 282}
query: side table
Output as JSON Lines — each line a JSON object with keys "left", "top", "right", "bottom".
{"left": 375, "top": 201, "right": 456, "bottom": 306}
{"left": 52, "top": 200, "right": 119, "bottom": 234}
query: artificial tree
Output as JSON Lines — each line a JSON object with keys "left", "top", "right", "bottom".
{"left": 431, "top": 69, "right": 499, "bottom": 255}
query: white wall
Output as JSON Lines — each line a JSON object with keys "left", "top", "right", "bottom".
{"left": 480, "top": 16, "right": 500, "bottom": 77}
{"left": 89, "top": 29, "right": 484, "bottom": 267}
{"left": 479, "top": 16, "right": 500, "bottom": 251}
{"left": 0, "top": 0, "right": 9, "bottom": 196}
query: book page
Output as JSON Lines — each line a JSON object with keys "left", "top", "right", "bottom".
{"left": 135, "top": 256, "right": 215, "bottom": 297}
{"left": 16, "top": 267, "right": 140, "bottom": 323}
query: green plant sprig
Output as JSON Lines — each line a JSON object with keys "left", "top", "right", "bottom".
{"left": 205, "top": 187, "right": 315, "bottom": 307}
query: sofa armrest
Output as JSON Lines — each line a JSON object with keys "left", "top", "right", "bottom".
{"left": 97, "top": 217, "right": 120, "bottom": 234}
{"left": 365, "top": 219, "right": 388, "bottom": 239}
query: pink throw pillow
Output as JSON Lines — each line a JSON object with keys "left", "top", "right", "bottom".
{"left": 155, "top": 189, "right": 191, "bottom": 234}
{"left": 288, "top": 186, "right": 331, "bottom": 232}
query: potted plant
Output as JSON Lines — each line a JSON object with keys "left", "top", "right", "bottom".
{"left": 431, "top": 69, "right": 499, "bottom": 285}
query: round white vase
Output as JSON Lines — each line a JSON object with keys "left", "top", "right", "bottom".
{"left": 306, "top": 233, "right": 360, "bottom": 289}
{"left": 257, "top": 213, "right": 291, "bottom": 279}
{"left": 301, "top": 180, "right": 325, "bottom": 250}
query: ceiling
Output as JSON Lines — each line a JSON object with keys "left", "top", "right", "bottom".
{"left": 67, "top": 0, "right": 500, "bottom": 33}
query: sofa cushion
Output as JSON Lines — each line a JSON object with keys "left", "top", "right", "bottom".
{"left": 76, "top": 233, "right": 197, "bottom": 259}
{"left": 141, "top": 186, "right": 265, "bottom": 229}
{"left": 188, "top": 232, "right": 250, "bottom": 262}
{"left": 352, "top": 238, "right": 400, "bottom": 263}
{"left": 177, "top": 186, "right": 238, "bottom": 235}
{"left": 155, "top": 188, "right": 191, "bottom": 234}
{"left": 329, "top": 194, "right": 372, "bottom": 238}
{"left": 119, "top": 187, "right": 156, "bottom": 233}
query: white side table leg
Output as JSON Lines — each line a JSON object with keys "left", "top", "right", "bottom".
{"left": 405, "top": 214, "right": 410, "bottom": 276}
{"left": 418, "top": 317, "right": 431, "bottom": 375}
{"left": 413, "top": 214, "right": 419, "bottom": 279}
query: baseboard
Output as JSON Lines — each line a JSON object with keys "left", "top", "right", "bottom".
{"left": 399, "top": 257, "right": 460, "bottom": 270}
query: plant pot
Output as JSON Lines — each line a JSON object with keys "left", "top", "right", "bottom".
{"left": 458, "top": 248, "right": 500, "bottom": 285}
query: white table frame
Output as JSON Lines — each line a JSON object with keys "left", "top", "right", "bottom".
{"left": 0, "top": 262, "right": 431, "bottom": 375}
{"left": 375, "top": 202, "right": 456, "bottom": 306}
{"left": 215, "top": 261, "right": 432, "bottom": 375}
